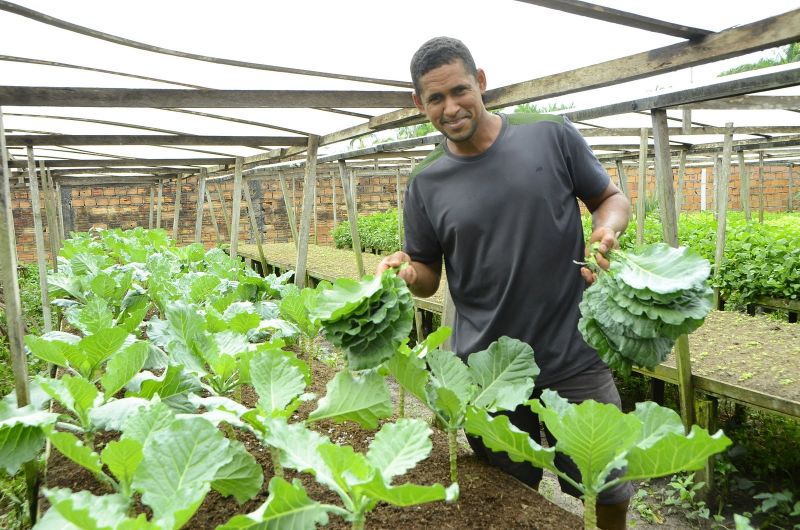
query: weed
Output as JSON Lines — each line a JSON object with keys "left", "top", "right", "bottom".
{"left": 630, "top": 485, "right": 665, "bottom": 524}
{"left": 753, "top": 489, "right": 800, "bottom": 529}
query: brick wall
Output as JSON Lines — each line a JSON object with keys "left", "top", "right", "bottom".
{"left": 11, "top": 162, "right": 795, "bottom": 263}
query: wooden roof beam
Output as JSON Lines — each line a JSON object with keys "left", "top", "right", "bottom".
{"left": 579, "top": 126, "right": 800, "bottom": 136}
{"left": 8, "top": 157, "right": 234, "bottom": 168}
{"left": 675, "top": 95, "right": 800, "bottom": 110}
{"left": 6, "top": 135, "right": 307, "bottom": 147}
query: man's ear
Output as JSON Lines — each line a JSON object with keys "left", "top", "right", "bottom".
{"left": 476, "top": 68, "right": 487, "bottom": 94}
{"left": 412, "top": 92, "right": 425, "bottom": 113}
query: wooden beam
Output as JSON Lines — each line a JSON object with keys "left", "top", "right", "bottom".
{"left": 204, "top": 188, "right": 221, "bottom": 245}
{"left": 338, "top": 160, "right": 365, "bottom": 278}
{"left": 54, "top": 177, "right": 65, "bottom": 240}
{"left": 368, "top": 10, "right": 800, "bottom": 130}
{"left": 52, "top": 176, "right": 161, "bottom": 187}
{"left": 214, "top": 183, "right": 232, "bottom": 236}
{"left": 194, "top": 168, "right": 207, "bottom": 243}
{"left": 243, "top": 178, "right": 267, "bottom": 271}
{"left": 156, "top": 179, "right": 163, "bottom": 229}
{"left": 789, "top": 163, "right": 795, "bottom": 212}
{"left": 5, "top": 134, "right": 309, "bottom": 147}
{"left": 636, "top": 128, "right": 648, "bottom": 245}
{"left": 9, "top": 157, "right": 234, "bottom": 168}
{"left": 0, "top": 87, "right": 414, "bottom": 108}
{"left": 714, "top": 124, "right": 735, "bottom": 309}
{"left": 278, "top": 171, "right": 298, "bottom": 247}
{"left": 172, "top": 174, "right": 182, "bottom": 241}
{"left": 579, "top": 125, "right": 800, "bottom": 137}
{"left": 148, "top": 185, "right": 155, "bottom": 229}
{"left": 25, "top": 146, "right": 52, "bottom": 333}
{"left": 738, "top": 151, "right": 751, "bottom": 221}
{"left": 295, "top": 136, "right": 320, "bottom": 289}
{"left": 675, "top": 150, "right": 687, "bottom": 214}
{"left": 229, "top": 158, "right": 244, "bottom": 259}
{"left": 758, "top": 152, "right": 766, "bottom": 223}
{"left": 39, "top": 159, "right": 59, "bottom": 269}
{"left": 514, "top": 0, "right": 711, "bottom": 39}
{"left": 677, "top": 95, "right": 800, "bottom": 110}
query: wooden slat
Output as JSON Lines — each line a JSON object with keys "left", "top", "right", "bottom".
{"left": 39, "top": 160, "right": 59, "bottom": 269}
{"left": 789, "top": 163, "right": 795, "bottom": 212}
{"left": 738, "top": 151, "right": 751, "bottom": 221}
{"left": 753, "top": 296, "right": 800, "bottom": 312}
{"left": 25, "top": 147, "right": 52, "bottom": 334}
{"left": 242, "top": 178, "right": 267, "bottom": 270}
{"left": 148, "top": 185, "right": 154, "bottom": 229}
{"left": 204, "top": 188, "right": 221, "bottom": 246}
{"left": 338, "top": 160, "right": 365, "bottom": 278}
{"left": 515, "top": 0, "right": 711, "bottom": 39}
{"left": 5, "top": 134, "right": 309, "bottom": 147}
{"left": 54, "top": 178, "right": 65, "bottom": 240}
{"left": 758, "top": 152, "right": 765, "bottom": 223}
{"left": 172, "top": 174, "right": 182, "bottom": 242}
{"left": 9, "top": 157, "right": 234, "bottom": 168}
{"left": 677, "top": 95, "right": 800, "bottom": 110}
{"left": 52, "top": 176, "right": 161, "bottom": 187}
{"left": 229, "top": 158, "right": 243, "bottom": 259}
{"left": 0, "top": 87, "right": 414, "bottom": 108}
{"left": 675, "top": 150, "right": 687, "bottom": 214}
{"left": 295, "top": 136, "right": 320, "bottom": 289}
{"left": 636, "top": 128, "right": 648, "bottom": 245}
{"left": 579, "top": 125, "right": 800, "bottom": 136}
{"left": 156, "top": 179, "right": 163, "bottom": 229}
{"left": 714, "top": 124, "right": 734, "bottom": 309}
{"left": 194, "top": 168, "right": 207, "bottom": 243}
{"left": 278, "top": 171, "right": 298, "bottom": 247}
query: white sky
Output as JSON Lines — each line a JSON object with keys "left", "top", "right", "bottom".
{"left": 2, "top": 0, "right": 799, "bottom": 163}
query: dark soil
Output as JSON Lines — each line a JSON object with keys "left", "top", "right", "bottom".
{"left": 44, "top": 352, "right": 583, "bottom": 529}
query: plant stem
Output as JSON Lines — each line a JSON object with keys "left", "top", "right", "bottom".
{"left": 224, "top": 423, "right": 237, "bottom": 442}
{"left": 398, "top": 387, "right": 405, "bottom": 418}
{"left": 584, "top": 493, "right": 598, "bottom": 530}
{"left": 270, "top": 447, "right": 284, "bottom": 479}
{"left": 448, "top": 428, "right": 458, "bottom": 483}
{"left": 351, "top": 512, "right": 366, "bottom": 530}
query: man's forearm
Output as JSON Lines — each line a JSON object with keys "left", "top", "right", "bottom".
{"left": 591, "top": 193, "right": 630, "bottom": 236}
{"left": 408, "top": 260, "right": 442, "bottom": 298}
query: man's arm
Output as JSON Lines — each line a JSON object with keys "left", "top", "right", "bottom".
{"left": 376, "top": 251, "right": 442, "bottom": 298}
{"left": 581, "top": 181, "right": 631, "bottom": 283}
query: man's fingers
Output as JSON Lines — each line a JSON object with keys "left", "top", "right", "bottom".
{"left": 580, "top": 266, "right": 596, "bottom": 285}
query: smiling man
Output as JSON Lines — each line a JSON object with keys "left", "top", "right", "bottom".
{"left": 376, "top": 36, "right": 632, "bottom": 529}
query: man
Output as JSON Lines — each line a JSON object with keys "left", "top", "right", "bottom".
{"left": 376, "top": 37, "right": 633, "bottom": 529}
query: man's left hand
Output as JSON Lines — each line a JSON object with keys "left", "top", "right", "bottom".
{"left": 581, "top": 226, "right": 619, "bottom": 284}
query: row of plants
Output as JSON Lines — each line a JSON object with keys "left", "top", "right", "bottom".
{"left": 331, "top": 209, "right": 401, "bottom": 252}
{"left": 0, "top": 227, "right": 732, "bottom": 529}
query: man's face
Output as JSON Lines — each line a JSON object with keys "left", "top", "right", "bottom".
{"left": 412, "top": 60, "right": 487, "bottom": 144}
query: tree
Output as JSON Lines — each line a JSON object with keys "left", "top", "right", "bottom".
{"left": 719, "top": 42, "right": 800, "bottom": 76}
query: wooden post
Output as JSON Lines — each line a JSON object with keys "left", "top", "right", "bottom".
{"left": 338, "top": 160, "right": 365, "bottom": 278}
{"left": 615, "top": 159, "right": 629, "bottom": 199}
{"left": 713, "top": 155, "right": 722, "bottom": 217}
{"left": 675, "top": 150, "right": 687, "bottom": 215}
{"left": 682, "top": 109, "right": 692, "bottom": 134}
{"left": 230, "top": 157, "right": 244, "bottom": 259}
{"left": 758, "top": 152, "right": 765, "bottom": 223}
{"left": 694, "top": 397, "right": 719, "bottom": 494}
{"left": 26, "top": 146, "right": 52, "bottom": 334}
{"left": 204, "top": 188, "right": 221, "bottom": 245}
{"left": 0, "top": 107, "right": 37, "bottom": 520}
{"left": 278, "top": 171, "right": 298, "bottom": 247}
{"left": 738, "top": 151, "right": 751, "bottom": 221}
{"left": 38, "top": 160, "right": 59, "bottom": 269}
{"left": 636, "top": 128, "right": 648, "bottom": 245}
{"left": 713, "top": 123, "right": 734, "bottom": 310}
{"left": 194, "top": 168, "right": 207, "bottom": 244}
{"left": 172, "top": 174, "right": 183, "bottom": 242}
{"left": 295, "top": 136, "right": 320, "bottom": 289}
{"left": 156, "top": 178, "right": 163, "bottom": 229}
{"left": 332, "top": 171, "right": 337, "bottom": 227}
{"left": 312, "top": 182, "right": 318, "bottom": 246}
{"left": 214, "top": 183, "right": 232, "bottom": 236}
{"left": 788, "top": 163, "right": 794, "bottom": 212}
{"left": 54, "top": 179, "right": 65, "bottom": 240}
{"left": 243, "top": 177, "right": 267, "bottom": 271}
{"left": 652, "top": 109, "right": 694, "bottom": 429}
{"left": 396, "top": 168, "right": 404, "bottom": 247}
{"left": 148, "top": 185, "right": 155, "bottom": 229}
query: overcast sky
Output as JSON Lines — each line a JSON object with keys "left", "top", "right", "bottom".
{"left": 2, "top": 0, "right": 799, "bottom": 160}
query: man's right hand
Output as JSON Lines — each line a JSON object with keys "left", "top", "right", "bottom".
{"left": 376, "top": 251, "right": 417, "bottom": 286}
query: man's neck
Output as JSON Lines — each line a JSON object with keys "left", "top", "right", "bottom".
{"left": 447, "top": 112, "right": 503, "bottom": 157}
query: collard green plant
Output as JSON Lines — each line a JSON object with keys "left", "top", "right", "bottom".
{"left": 465, "top": 389, "right": 731, "bottom": 530}
{"left": 579, "top": 243, "right": 713, "bottom": 374}
{"left": 309, "top": 269, "right": 413, "bottom": 371}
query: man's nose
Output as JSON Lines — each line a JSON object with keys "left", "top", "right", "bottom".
{"left": 443, "top": 96, "right": 460, "bottom": 116}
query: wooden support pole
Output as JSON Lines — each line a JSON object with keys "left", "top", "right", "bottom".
{"left": 25, "top": 146, "right": 52, "bottom": 333}
{"left": 313, "top": 183, "right": 318, "bottom": 245}
{"left": 694, "top": 397, "right": 719, "bottom": 495}
{"left": 652, "top": 109, "right": 694, "bottom": 429}
{"left": 738, "top": 151, "right": 751, "bottom": 221}
{"left": 295, "top": 136, "right": 320, "bottom": 289}
{"left": 615, "top": 159, "right": 629, "bottom": 199}
{"left": 229, "top": 157, "right": 244, "bottom": 259}
{"left": 682, "top": 109, "right": 692, "bottom": 134}
{"left": 278, "top": 171, "right": 298, "bottom": 247}
{"left": 0, "top": 107, "right": 37, "bottom": 520}
{"left": 194, "top": 168, "right": 207, "bottom": 243}
{"left": 54, "top": 179, "right": 65, "bottom": 241}
{"left": 172, "top": 174, "right": 183, "bottom": 242}
{"left": 214, "top": 182, "right": 232, "bottom": 236}
{"left": 156, "top": 178, "right": 163, "bottom": 228}
{"left": 675, "top": 150, "right": 687, "bottom": 215}
{"left": 758, "top": 152, "right": 765, "bottom": 224}
{"left": 713, "top": 155, "right": 722, "bottom": 217}
{"left": 636, "top": 128, "right": 648, "bottom": 245}
{"left": 331, "top": 172, "right": 337, "bottom": 227}
{"left": 148, "top": 185, "right": 155, "bottom": 229}
{"left": 338, "top": 160, "right": 365, "bottom": 278}
{"left": 713, "top": 123, "right": 734, "bottom": 310}
{"left": 39, "top": 160, "right": 59, "bottom": 269}
{"left": 204, "top": 188, "right": 221, "bottom": 245}
{"left": 242, "top": 177, "right": 267, "bottom": 271}
{"left": 396, "top": 168, "right": 404, "bottom": 247}
{"left": 789, "top": 163, "right": 794, "bottom": 212}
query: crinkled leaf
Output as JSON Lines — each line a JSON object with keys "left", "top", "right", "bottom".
{"left": 614, "top": 244, "right": 711, "bottom": 294}
{"left": 308, "top": 273, "right": 383, "bottom": 323}
{"left": 366, "top": 418, "right": 432, "bottom": 483}
{"left": 101, "top": 341, "right": 150, "bottom": 399}
{"left": 211, "top": 439, "right": 264, "bottom": 503}
{"left": 309, "top": 370, "right": 392, "bottom": 429}
{"left": 468, "top": 336, "right": 538, "bottom": 412}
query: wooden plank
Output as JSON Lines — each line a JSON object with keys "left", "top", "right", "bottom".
{"left": 675, "top": 150, "right": 687, "bottom": 214}
{"left": 242, "top": 177, "right": 267, "bottom": 271}
{"left": 614, "top": 159, "right": 628, "bottom": 199}
{"left": 156, "top": 179, "right": 163, "bottom": 229}
{"left": 214, "top": 183, "right": 232, "bottom": 236}
{"left": 229, "top": 158, "right": 243, "bottom": 259}
{"left": 278, "top": 171, "right": 298, "bottom": 247}
{"left": 396, "top": 168, "right": 404, "bottom": 247}
{"left": 758, "top": 152, "right": 765, "bottom": 223}
{"left": 514, "top": 0, "right": 711, "bottom": 39}
{"left": 25, "top": 146, "right": 52, "bottom": 333}
{"left": 204, "top": 188, "right": 221, "bottom": 245}
{"left": 636, "top": 128, "right": 648, "bottom": 245}
{"left": 682, "top": 109, "right": 692, "bottom": 134}
{"left": 5, "top": 134, "right": 309, "bottom": 147}
{"left": 580, "top": 125, "right": 800, "bottom": 137}
{"left": 789, "top": 163, "right": 795, "bottom": 212}
{"left": 50, "top": 176, "right": 161, "bottom": 187}
{"left": 9, "top": 157, "right": 234, "bottom": 168}
{"left": 54, "top": 178, "right": 65, "bottom": 240}
{"left": 0, "top": 87, "right": 414, "bottom": 109}
{"left": 369, "top": 10, "right": 800, "bottom": 130}
{"left": 194, "top": 168, "right": 207, "bottom": 243}
{"left": 39, "top": 160, "right": 59, "bottom": 269}
{"left": 295, "top": 136, "right": 320, "bottom": 289}
{"left": 754, "top": 296, "right": 800, "bottom": 312}
{"left": 738, "top": 151, "right": 751, "bottom": 221}
{"left": 332, "top": 172, "right": 337, "bottom": 227}
{"left": 171, "top": 174, "right": 182, "bottom": 242}
{"left": 653, "top": 109, "right": 694, "bottom": 429}
{"left": 338, "top": 160, "right": 365, "bottom": 278}
{"left": 694, "top": 397, "right": 718, "bottom": 493}
{"left": 677, "top": 95, "right": 800, "bottom": 110}
{"left": 148, "top": 185, "right": 154, "bottom": 229}
{"left": 714, "top": 124, "right": 734, "bottom": 309}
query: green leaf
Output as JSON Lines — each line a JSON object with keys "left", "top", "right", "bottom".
{"left": 463, "top": 405, "right": 556, "bottom": 472}
{"left": 79, "top": 327, "right": 129, "bottom": 376}
{"left": 318, "top": 442, "right": 374, "bottom": 491}
{"left": 426, "top": 386, "right": 465, "bottom": 427}
{"left": 366, "top": 418, "right": 432, "bottom": 483}
{"left": 385, "top": 350, "right": 429, "bottom": 404}
{"left": 217, "top": 477, "right": 342, "bottom": 530}
{"left": 40, "top": 488, "right": 130, "bottom": 530}
{"left": 24, "top": 335, "right": 72, "bottom": 367}
{"left": 468, "top": 336, "right": 538, "bottom": 412}
{"left": 68, "top": 297, "right": 114, "bottom": 335}
{"left": 189, "top": 274, "right": 221, "bottom": 303}
{"left": 89, "top": 398, "right": 153, "bottom": 431}
{"left": 101, "top": 341, "right": 150, "bottom": 399}
{"left": 90, "top": 272, "right": 118, "bottom": 301}
{"left": 134, "top": 365, "right": 202, "bottom": 412}
{"left": 613, "top": 243, "right": 711, "bottom": 294}
{"left": 409, "top": 326, "right": 451, "bottom": 358}
{"left": 358, "top": 474, "right": 451, "bottom": 507}
{"left": 132, "top": 418, "right": 233, "bottom": 529}
{"left": 250, "top": 349, "right": 306, "bottom": 415}
{"left": 309, "top": 370, "right": 392, "bottom": 429}
{"left": 0, "top": 403, "right": 58, "bottom": 475}
{"left": 48, "top": 430, "right": 103, "bottom": 477}
{"left": 223, "top": 302, "right": 262, "bottom": 334}
{"left": 121, "top": 401, "right": 176, "bottom": 446}
{"left": 211, "top": 439, "right": 264, "bottom": 503}
{"left": 427, "top": 349, "right": 474, "bottom": 405}
{"left": 101, "top": 438, "right": 143, "bottom": 496}
{"left": 40, "top": 376, "right": 99, "bottom": 428}
{"left": 308, "top": 273, "right": 383, "bottom": 323}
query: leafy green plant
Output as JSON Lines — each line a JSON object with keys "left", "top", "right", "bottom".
{"left": 331, "top": 209, "right": 401, "bottom": 253}
{"left": 465, "top": 389, "right": 731, "bottom": 530}
{"left": 753, "top": 489, "right": 800, "bottom": 529}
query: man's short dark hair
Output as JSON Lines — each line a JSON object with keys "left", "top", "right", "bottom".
{"left": 410, "top": 37, "right": 478, "bottom": 95}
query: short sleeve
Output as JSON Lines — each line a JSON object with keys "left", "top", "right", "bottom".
{"left": 561, "top": 117, "right": 611, "bottom": 201}
{"left": 402, "top": 179, "right": 443, "bottom": 265}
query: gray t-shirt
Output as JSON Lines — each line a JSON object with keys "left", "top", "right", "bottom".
{"left": 403, "top": 113, "right": 610, "bottom": 387}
